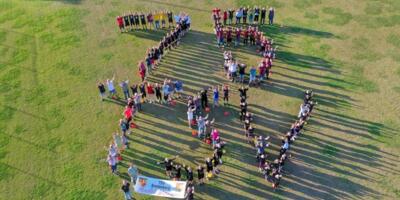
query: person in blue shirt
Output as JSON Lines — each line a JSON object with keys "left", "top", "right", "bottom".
{"left": 174, "top": 80, "right": 183, "bottom": 99}
{"left": 213, "top": 86, "right": 219, "bottom": 108}
{"left": 162, "top": 82, "right": 170, "bottom": 103}
{"left": 268, "top": 7, "right": 275, "bottom": 25}
{"left": 249, "top": 66, "right": 257, "bottom": 86}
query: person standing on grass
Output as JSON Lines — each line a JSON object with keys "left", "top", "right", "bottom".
{"left": 200, "top": 89, "right": 208, "bottom": 109}
{"left": 162, "top": 81, "right": 170, "bottom": 104}
{"left": 121, "top": 180, "right": 133, "bottom": 200}
{"left": 261, "top": 7, "right": 266, "bottom": 25}
{"left": 254, "top": 6, "right": 260, "bottom": 24}
{"left": 197, "top": 165, "right": 205, "bottom": 184}
{"left": 236, "top": 8, "right": 243, "bottom": 24}
{"left": 168, "top": 10, "right": 174, "bottom": 28}
{"left": 242, "top": 6, "right": 248, "bottom": 24}
{"left": 97, "top": 82, "right": 106, "bottom": 101}
{"left": 269, "top": 7, "right": 275, "bottom": 25}
{"left": 229, "top": 60, "right": 238, "bottom": 82}
{"left": 183, "top": 165, "right": 194, "bottom": 184}
{"left": 197, "top": 114, "right": 208, "bottom": 138}
{"left": 128, "top": 12, "right": 135, "bottom": 31}
{"left": 106, "top": 76, "right": 117, "bottom": 98}
{"left": 138, "top": 60, "right": 146, "bottom": 82}
{"left": 123, "top": 13, "right": 130, "bottom": 32}
{"left": 107, "top": 154, "right": 117, "bottom": 174}
{"left": 174, "top": 80, "right": 183, "bottom": 99}
{"left": 213, "top": 86, "right": 219, "bottom": 108}
{"left": 154, "top": 11, "right": 160, "bottom": 29}
{"left": 187, "top": 107, "right": 196, "bottom": 128}
{"left": 239, "top": 85, "right": 248, "bottom": 99}
{"left": 238, "top": 63, "right": 246, "bottom": 83}
{"left": 128, "top": 162, "right": 139, "bottom": 185}
{"left": 235, "top": 27, "right": 241, "bottom": 47}
{"left": 134, "top": 12, "right": 140, "bottom": 30}
{"left": 157, "top": 156, "right": 178, "bottom": 178}
{"left": 205, "top": 158, "right": 214, "bottom": 178}
{"left": 223, "top": 84, "right": 229, "bottom": 106}
{"left": 133, "top": 93, "right": 141, "bottom": 111}
{"left": 119, "top": 119, "right": 129, "bottom": 135}
{"left": 147, "top": 12, "right": 154, "bottom": 30}
{"left": 140, "top": 12, "right": 147, "bottom": 29}
{"left": 223, "top": 10, "right": 228, "bottom": 25}
{"left": 117, "top": 15, "right": 124, "bottom": 32}
{"left": 228, "top": 9, "right": 234, "bottom": 25}
{"left": 120, "top": 79, "right": 130, "bottom": 100}
{"left": 248, "top": 7, "right": 254, "bottom": 24}
{"left": 139, "top": 82, "right": 147, "bottom": 102}
{"left": 146, "top": 82, "right": 155, "bottom": 103}
{"left": 249, "top": 66, "right": 257, "bottom": 86}
{"left": 155, "top": 83, "right": 162, "bottom": 103}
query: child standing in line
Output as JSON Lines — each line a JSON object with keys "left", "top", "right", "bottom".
{"left": 213, "top": 86, "right": 219, "bottom": 108}
{"left": 155, "top": 83, "right": 162, "bottom": 103}
{"left": 146, "top": 82, "right": 155, "bottom": 103}
{"left": 154, "top": 11, "right": 160, "bottom": 29}
{"left": 116, "top": 16, "right": 124, "bottom": 32}
{"left": 223, "top": 84, "right": 229, "bottom": 106}
{"left": 147, "top": 12, "right": 154, "bottom": 30}
{"left": 187, "top": 107, "right": 196, "bottom": 128}
{"left": 138, "top": 60, "right": 146, "bottom": 82}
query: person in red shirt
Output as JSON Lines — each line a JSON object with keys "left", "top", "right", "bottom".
{"left": 124, "top": 106, "right": 133, "bottom": 123}
{"left": 243, "top": 27, "right": 249, "bottom": 45}
{"left": 116, "top": 16, "right": 124, "bottom": 32}
{"left": 223, "top": 10, "right": 228, "bottom": 25}
{"left": 146, "top": 82, "right": 155, "bottom": 103}
{"left": 226, "top": 27, "right": 232, "bottom": 47}
{"left": 138, "top": 60, "right": 146, "bottom": 82}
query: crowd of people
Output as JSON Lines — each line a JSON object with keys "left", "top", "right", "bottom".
{"left": 116, "top": 11, "right": 191, "bottom": 32}
{"left": 222, "top": 49, "right": 275, "bottom": 86}
{"left": 251, "top": 90, "right": 317, "bottom": 189}
{"left": 212, "top": 7, "right": 275, "bottom": 26}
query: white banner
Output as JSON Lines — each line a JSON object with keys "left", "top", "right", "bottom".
{"left": 134, "top": 176, "right": 187, "bottom": 199}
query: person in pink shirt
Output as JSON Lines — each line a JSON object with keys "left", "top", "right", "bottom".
{"left": 116, "top": 16, "right": 124, "bottom": 32}
{"left": 138, "top": 60, "right": 146, "bottom": 82}
{"left": 211, "top": 128, "right": 220, "bottom": 147}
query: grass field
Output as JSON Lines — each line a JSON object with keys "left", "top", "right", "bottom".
{"left": 1, "top": 0, "right": 400, "bottom": 199}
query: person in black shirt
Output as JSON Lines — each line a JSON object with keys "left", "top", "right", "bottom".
{"left": 254, "top": 7, "right": 260, "bottom": 23}
{"left": 200, "top": 89, "right": 208, "bottom": 109}
{"left": 238, "top": 86, "right": 248, "bottom": 99}
{"left": 98, "top": 82, "right": 106, "bottom": 101}
{"left": 197, "top": 165, "right": 205, "bottom": 185}
{"left": 238, "top": 63, "right": 246, "bottom": 83}
{"left": 185, "top": 183, "right": 195, "bottom": 200}
{"left": 157, "top": 156, "right": 177, "bottom": 178}
{"left": 123, "top": 14, "right": 130, "bottom": 32}
{"left": 121, "top": 180, "right": 133, "bottom": 200}
{"left": 223, "top": 85, "right": 229, "bottom": 105}
{"left": 261, "top": 7, "right": 266, "bottom": 24}
{"left": 155, "top": 83, "right": 162, "bottom": 103}
{"left": 183, "top": 165, "right": 194, "bottom": 184}
{"left": 134, "top": 12, "right": 140, "bottom": 29}
{"left": 228, "top": 9, "right": 234, "bottom": 25}
{"left": 242, "top": 7, "right": 248, "bottom": 24}
{"left": 129, "top": 12, "right": 135, "bottom": 31}
{"left": 139, "top": 83, "right": 146, "bottom": 101}
{"left": 205, "top": 158, "right": 213, "bottom": 178}
{"left": 167, "top": 11, "right": 173, "bottom": 28}
{"left": 140, "top": 12, "right": 147, "bottom": 29}
{"left": 173, "top": 164, "right": 182, "bottom": 180}
{"left": 268, "top": 7, "right": 275, "bottom": 25}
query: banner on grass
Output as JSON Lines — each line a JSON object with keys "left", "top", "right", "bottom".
{"left": 134, "top": 176, "right": 187, "bottom": 199}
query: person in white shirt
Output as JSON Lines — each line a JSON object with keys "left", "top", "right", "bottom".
{"left": 229, "top": 60, "right": 238, "bottom": 82}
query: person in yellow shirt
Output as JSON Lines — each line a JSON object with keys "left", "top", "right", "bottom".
{"left": 154, "top": 11, "right": 160, "bottom": 29}
{"left": 161, "top": 10, "right": 168, "bottom": 28}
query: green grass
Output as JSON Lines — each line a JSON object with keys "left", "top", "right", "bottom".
{"left": 0, "top": 0, "right": 400, "bottom": 200}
